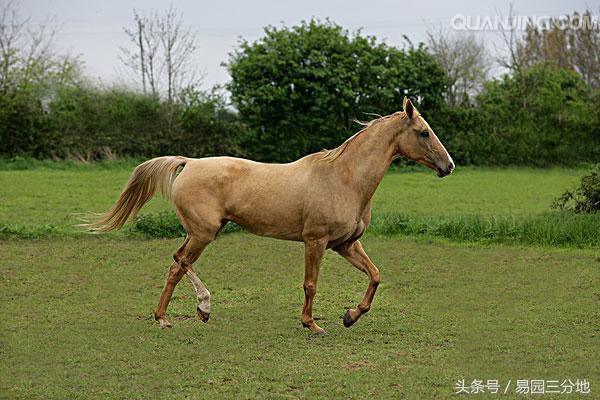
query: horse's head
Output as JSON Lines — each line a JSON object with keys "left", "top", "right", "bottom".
{"left": 395, "top": 97, "right": 454, "bottom": 177}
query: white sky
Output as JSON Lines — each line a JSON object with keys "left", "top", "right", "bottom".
{"left": 18, "top": 0, "right": 600, "bottom": 90}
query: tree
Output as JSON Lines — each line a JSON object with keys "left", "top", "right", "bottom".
{"left": 473, "top": 64, "right": 598, "bottom": 165}
{"left": 0, "top": 0, "right": 80, "bottom": 95}
{"left": 427, "top": 28, "right": 490, "bottom": 105}
{"left": 226, "top": 20, "right": 446, "bottom": 162}
{"left": 120, "top": 6, "right": 199, "bottom": 102}
{"left": 0, "top": 0, "right": 81, "bottom": 157}
{"left": 499, "top": 7, "right": 600, "bottom": 89}
{"left": 495, "top": 3, "right": 527, "bottom": 75}
{"left": 568, "top": 10, "right": 600, "bottom": 89}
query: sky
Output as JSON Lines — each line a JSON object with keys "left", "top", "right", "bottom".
{"left": 18, "top": 0, "right": 600, "bottom": 90}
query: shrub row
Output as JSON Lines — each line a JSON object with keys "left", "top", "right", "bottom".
{"left": 2, "top": 210, "right": 596, "bottom": 247}
{"left": 128, "top": 211, "right": 600, "bottom": 247}
{"left": 0, "top": 86, "right": 249, "bottom": 161}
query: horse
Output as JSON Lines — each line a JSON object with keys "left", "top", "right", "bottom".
{"left": 85, "top": 97, "right": 454, "bottom": 334}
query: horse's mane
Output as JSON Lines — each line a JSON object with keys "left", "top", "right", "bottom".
{"left": 319, "top": 112, "right": 403, "bottom": 162}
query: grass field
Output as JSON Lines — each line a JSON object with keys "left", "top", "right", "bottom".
{"left": 1, "top": 162, "right": 598, "bottom": 398}
{"left": 1, "top": 235, "right": 598, "bottom": 399}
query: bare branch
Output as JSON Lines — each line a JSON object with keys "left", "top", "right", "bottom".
{"left": 120, "top": 6, "right": 201, "bottom": 101}
{"left": 427, "top": 27, "right": 490, "bottom": 105}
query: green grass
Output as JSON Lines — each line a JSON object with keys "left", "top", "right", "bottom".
{"left": 374, "top": 167, "right": 587, "bottom": 216}
{"left": 370, "top": 212, "right": 600, "bottom": 247}
{"left": 0, "top": 165, "right": 171, "bottom": 234}
{"left": 1, "top": 235, "right": 598, "bottom": 399}
{"left": 0, "top": 165, "right": 592, "bottom": 243}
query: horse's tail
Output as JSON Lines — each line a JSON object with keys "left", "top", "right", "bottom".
{"left": 82, "top": 156, "right": 188, "bottom": 232}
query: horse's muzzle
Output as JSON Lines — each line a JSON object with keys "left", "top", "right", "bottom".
{"left": 436, "top": 162, "right": 455, "bottom": 178}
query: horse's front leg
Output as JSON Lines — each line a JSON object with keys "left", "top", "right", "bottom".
{"left": 334, "top": 240, "right": 380, "bottom": 327}
{"left": 301, "top": 238, "right": 328, "bottom": 335}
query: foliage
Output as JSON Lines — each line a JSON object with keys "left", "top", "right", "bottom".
{"left": 0, "top": 1, "right": 83, "bottom": 158}
{"left": 131, "top": 211, "right": 186, "bottom": 238}
{"left": 0, "top": 83, "right": 249, "bottom": 160}
{"left": 0, "top": 156, "right": 143, "bottom": 170}
{"left": 553, "top": 164, "right": 600, "bottom": 213}
{"left": 227, "top": 19, "right": 446, "bottom": 162}
{"left": 517, "top": 9, "right": 600, "bottom": 89}
{"left": 454, "top": 64, "right": 599, "bottom": 166}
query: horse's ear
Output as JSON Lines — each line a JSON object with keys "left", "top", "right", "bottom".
{"left": 403, "top": 96, "right": 414, "bottom": 119}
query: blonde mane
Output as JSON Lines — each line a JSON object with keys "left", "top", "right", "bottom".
{"left": 320, "top": 112, "right": 404, "bottom": 162}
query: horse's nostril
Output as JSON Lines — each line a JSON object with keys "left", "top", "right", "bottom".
{"left": 448, "top": 163, "right": 455, "bottom": 172}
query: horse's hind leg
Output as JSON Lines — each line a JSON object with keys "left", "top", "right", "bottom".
{"left": 154, "top": 235, "right": 212, "bottom": 328}
{"left": 186, "top": 266, "right": 211, "bottom": 322}
{"left": 333, "top": 240, "right": 380, "bottom": 328}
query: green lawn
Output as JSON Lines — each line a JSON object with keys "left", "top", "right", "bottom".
{"left": 0, "top": 165, "right": 587, "bottom": 234}
{"left": 1, "top": 235, "right": 598, "bottom": 399}
{"left": 374, "top": 167, "right": 586, "bottom": 216}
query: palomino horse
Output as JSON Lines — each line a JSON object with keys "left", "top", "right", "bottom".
{"left": 86, "top": 97, "right": 454, "bottom": 334}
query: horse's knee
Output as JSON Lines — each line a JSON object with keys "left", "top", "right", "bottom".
{"left": 368, "top": 264, "right": 380, "bottom": 285}
{"left": 303, "top": 281, "right": 317, "bottom": 296}
{"left": 371, "top": 272, "right": 380, "bottom": 286}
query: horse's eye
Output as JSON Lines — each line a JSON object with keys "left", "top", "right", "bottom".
{"left": 420, "top": 131, "right": 430, "bottom": 138}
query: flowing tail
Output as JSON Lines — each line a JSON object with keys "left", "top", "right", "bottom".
{"left": 82, "top": 156, "right": 188, "bottom": 232}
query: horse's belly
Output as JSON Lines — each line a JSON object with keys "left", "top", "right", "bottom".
{"left": 228, "top": 211, "right": 304, "bottom": 241}
{"left": 226, "top": 192, "right": 304, "bottom": 241}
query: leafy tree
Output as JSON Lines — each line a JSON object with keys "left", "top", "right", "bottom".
{"left": 226, "top": 19, "right": 446, "bottom": 161}
{"left": 472, "top": 64, "right": 598, "bottom": 165}
{"left": 509, "top": 9, "right": 600, "bottom": 89}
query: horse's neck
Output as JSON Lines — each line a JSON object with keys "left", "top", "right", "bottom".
{"left": 335, "top": 121, "right": 397, "bottom": 203}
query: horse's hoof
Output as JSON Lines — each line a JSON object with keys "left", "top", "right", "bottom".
{"left": 197, "top": 306, "right": 210, "bottom": 323}
{"left": 302, "top": 321, "right": 326, "bottom": 335}
{"left": 158, "top": 319, "right": 172, "bottom": 329}
{"left": 343, "top": 310, "right": 356, "bottom": 328}
{"left": 313, "top": 328, "right": 327, "bottom": 336}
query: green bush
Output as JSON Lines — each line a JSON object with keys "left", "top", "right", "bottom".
{"left": 553, "top": 165, "right": 600, "bottom": 213}
{"left": 0, "top": 84, "right": 249, "bottom": 160}
{"left": 227, "top": 19, "right": 446, "bottom": 162}
{"left": 469, "top": 64, "right": 599, "bottom": 166}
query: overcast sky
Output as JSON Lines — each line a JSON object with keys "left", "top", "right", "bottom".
{"left": 18, "top": 0, "right": 600, "bottom": 90}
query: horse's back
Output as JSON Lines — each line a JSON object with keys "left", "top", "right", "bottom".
{"left": 171, "top": 156, "right": 310, "bottom": 240}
